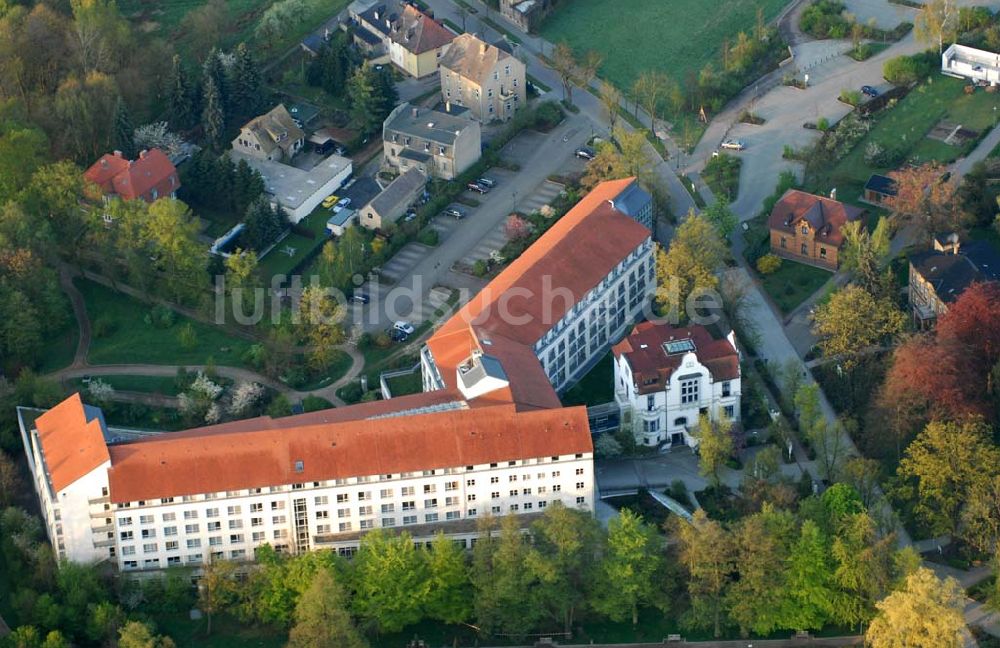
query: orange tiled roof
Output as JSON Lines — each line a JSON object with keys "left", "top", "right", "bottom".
{"left": 767, "top": 189, "right": 865, "bottom": 248}
{"left": 34, "top": 393, "right": 110, "bottom": 492}
{"left": 389, "top": 5, "right": 455, "bottom": 54}
{"left": 83, "top": 149, "right": 180, "bottom": 203}
{"left": 106, "top": 403, "right": 591, "bottom": 503}
{"left": 612, "top": 321, "right": 739, "bottom": 395}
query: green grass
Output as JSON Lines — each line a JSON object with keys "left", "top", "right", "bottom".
{"left": 258, "top": 209, "right": 332, "bottom": 279}
{"left": 759, "top": 259, "right": 833, "bottom": 314}
{"left": 70, "top": 375, "right": 181, "bottom": 395}
{"left": 385, "top": 370, "right": 423, "bottom": 397}
{"left": 540, "top": 0, "right": 788, "bottom": 100}
{"left": 561, "top": 352, "right": 614, "bottom": 407}
{"left": 822, "top": 77, "right": 1000, "bottom": 200}
{"left": 294, "top": 350, "right": 353, "bottom": 390}
{"left": 37, "top": 325, "right": 78, "bottom": 374}
{"left": 78, "top": 279, "right": 254, "bottom": 367}
{"left": 153, "top": 612, "right": 286, "bottom": 648}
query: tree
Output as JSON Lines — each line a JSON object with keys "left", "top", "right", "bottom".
{"left": 915, "top": 0, "right": 958, "bottom": 53}
{"left": 676, "top": 509, "right": 734, "bottom": 637}
{"left": 0, "top": 103, "right": 50, "bottom": 204}
{"left": 582, "top": 128, "right": 650, "bottom": 189}
{"left": 840, "top": 218, "right": 892, "bottom": 299}
{"left": 201, "top": 74, "right": 224, "bottom": 145}
{"left": 54, "top": 71, "right": 118, "bottom": 162}
{"left": 866, "top": 567, "right": 964, "bottom": 648}
{"left": 352, "top": 530, "right": 428, "bottom": 633}
{"left": 728, "top": 506, "right": 797, "bottom": 635}
{"left": 594, "top": 509, "right": 662, "bottom": 626}
{"left": 224, "top": 248, "right": 258, "bottom": 294}
{"left": 634, "top": 70, "right": 668, "bottom": 130}
{"left": 937, "top": 281, "right": 1000, "bottom": 377}
{"left": 70, "top": 0, "right": 132, "bottom": 74}
{"left": 231, "top": 42, "right": 263, "bottom": 117}
{"left": 180, "top": 0, "right": 228, "bottom": 61}
{"left": 24, "top": 161, "right": 90, "bottom": 251}
{"left": 695, "top": 413, "right": 733, "bottom": 486}
{"left": 703, "top": 201, "right": 737, "bottom": 239}
{"left": 198, "top": 559, "right": 238, "bottom": 634}
{"left": 117, "top": 621, "right": 176, "bottom": 648}
{"left": 166, "top": 55, "right": 194, "bottom": 130}
{"left": 423, "top": 532, "right": 471, "bottom": 624}
{"left": 528, "top": 503, "right": 602, "bottom": 633}
{"left": 471, "top": 515, "right": 544, "bottom": 638}
{"left": 288, "top": 569, "right": 367, "bottom": 648}
{"left": 243, "top": 196, "right": 285, "bottom": 251}
{"left": 812, "top": 286, "right": 905, "bottom": 369}
{"left": 504, "top": 214, "right": 531, "bottom": 240}
{"left": 600, "top": 83, "right": 623, "bottom": 132}
{"left": 841, "top": 457, "right": 881, "bottom": 510}
{"left": 552, "top": 42, "right": 577, "bottom": 104}
{"left": 580, "top": 49, "right": 603, "bottom": 88}
{"left": 143, "top": 198, "right": 206, "bottom": 304}
{"left": 888, "top": 163, "right": 965, "bottom": 240}
{"left": 783, "top": 520, "right": 836, "bottom": 630}
{"left": 0, "top": 451, "right": 22, "bottom": 507}
{"left": 297, "top": 284, "right": 346, "bottom": 371}
{"left": 112, "top": 95, "right": 134, "bottom": 158}
{"left": 655, "top": 212, "right": 727, "bottom": 320}
{"left": 831, "top": 512, "right": 897, "bottom": 629}
{"left": 897, "top": 418, "right": 1000, "bottom": 537}
{"left": 348, "top": 64, "right": 395, "bottom": 136}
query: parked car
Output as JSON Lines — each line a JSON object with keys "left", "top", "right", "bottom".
{"left": 404, "top": 211, "right": 417, "bottom": 222}
{"left": 575, "top": 146, "right": 596, "bottom": 160}
{"left": 444, "top": 207, "right": 466, "bottom": 219}
{"left": 861, "top": 85, "right": 879, "bottom": 97}
{"left": 390, "top": 328, "right": 409, "bottom": 343}
{"left": 467, "top": 181, "right": 489, "bottom": 194}
{"left": 351, "top": 293, "right": 370, "bottom": 304}
{"left": 477, "top": 177, "right": 497, "bottom": 188}
{"left": 321, "top": 194, "right": 339, "bottom": 209}
{"left": 315, "top": 139, "right": 337, "bottom": 155}
{"left": 720, "top": 139, "right": 745, "bottom": 151}
{"left": 393, "top": 321, "right": 415, "bottom": 336}
{"left": 336, "top": 197, "right": 352, "bottom": 209}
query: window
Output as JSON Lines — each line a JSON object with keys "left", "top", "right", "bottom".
{"left": 537, "top": 486, "right": 547, "bottom": 494}
{"left": 575, "top": 468, "right": 585, "bottom": 475}
{"left": 184, "top": 523, "right": 199, "bottom": 534}
{"left": 231, "top": 549, "right": 246, "bottom": 560}
{"left": 360, "top": 520, "right": 374, "bottom": 530}
{"left": 424, "top": 499, "right": 438, "bottom": 509}
{"left": 446, "top": 511, "right": 461, "bottom": 520}
{"left": 647, "top": 394, "right": 655, "bottom": 411}
{"left": 403, "top": 515, "right": 417, "bottom": 525}
{"left": 164, "top": 526, "right": 177, "bottom": 537}
{"left": 425, "top": 513, "right": 439, "bottom": 523}
{"left": 273, "top": 529, "right": 288, "bottom": 539}
{"left": 206, "top": 508, "right": 219, "bottom": 518}
{"left": 491, "top": 492, "right": 500, "bottom": 499}
{"left": 229, "top": 534, "right": 244, "bottom": 544}
{"left": 490, "top": 477, "right": 499, "bottom": 484}
{"left": 780, "top": 236, "right": 787, "bottom": 249}
{"left": 466, "top": 479, "right": 476, "bottom": 486}
{"left": 553, "top": 485, "right": 562, "bottom": 492}
{"left": 227, "top": 505, "right": 241, "bottom": 516}
{"left": 382, "top": 518, "right": 396, "bottom": 527}
{"left": 120, "top": 531, "right": 133, "bottom": 541}
{"left": 143, "top": 543, "right": 157, "bottom": 553}
{"left": 509, "top": 504, "right": 519, "bottom": 512}
{"left": 272, "top": 515, "right": 286, "bottom": 524}
{"left": 724, "top": 405, "right": 736, "bottom": 419}
{"left": 119, "top": 517, "right": 132, "bottom": 527}
{"left": 468, "top": 508, "right": 477, "bottom": 517}
{"left": 186, "top": 539, "right": 201, "bottom": 549}
{"left": 508, "top": 475, "right": 517, "bottom": 482}
{"left": 123, "top": 561, "right": 138, "bottom": 570}
{"left": 250, "top": 503, "right": 263, "bottom": 513}
{"left": 539, "top": 500, "right": 548, "bottom": 509}
{"left": 339, "top": 522, "right": 353, "bottom": 532}
{"left": 207, "top": 521, "right": 221, "bottom": 532}
{"left": 251, "top": 517, "right": 262, "bottom": 527}
{"left": 722, "top": 381, "right": 731, "bottom": 397}
{"left": 271, "top": 501, "right": 285, "bottom": 510}
{"left": 801, "top": 243, "right": 808, "bottom": 255}
{"left": 139, "top": 515, "right": 154, "bottom": 524}
{"left": 252, "top": 532, "right": 265, "bottom": 542}
{"left": 315, "top": 510, "right": 328, "bottom": 519}
{"left": 423, "top": 484, "right": 436, "bottom": 494}
{"left": 801, "top": 224, "right": 808, "bottom": 235}
{"left": 379, "top": 489, "right": 393, "bottom": 499}
{"left": 509, "top": 490, "right": 519, "bottom": 497}
{"left": 209, "top": 537, "right": 222, "bottom": 547}
{"left": 358, "top": 506, "right": 373, "bottom": 516}
{"left": 228, "top": 520, "right": 243, "bottom": 529}
{"left": 162, "top": 512, "right": 176, "bottom": 522}
{"left": 681, "top": 379, "right": 700, "bottom": 404}
{"left": 446, "top": 497, "right": 459, "bottom": 506}
{"left": 445, "top": 481, "right": 458, "bottom": 491}
{"left": 121, "top": 545, "right": 135, "bottom": 556}
{"left": 401, "top": 486, "right": 415, "bottom": 496}
{"left": 467, "top": 494, "right": 476, "bottom": 502}
{"left": 522, "top": 488, "right": 532, "bottom": 496}
{"left": 336, "top": 494, "right": 348, "bottom": 503}
{"left": 820, "top": 247, "right": 827, "bottom": 259}
{"left": 576, "top": 496, "right": 586, "bottom": 505}
{"left": 402, "top": 501, "right": 415, "bottom": 511}
{"left": 576, "top": 482, "right": 585, "bottom": 489}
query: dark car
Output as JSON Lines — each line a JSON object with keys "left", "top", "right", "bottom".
{"left": 575, "top": 146, "right": 596, "bottom": 160}
{"left": 861, "top": 85, "right": 879, "bottom": 97}
{"left": 390, "top": 328, "right": 409, "bottom": 342}
{"left": 467, "top": 181, "right": 489, "bottom": 194}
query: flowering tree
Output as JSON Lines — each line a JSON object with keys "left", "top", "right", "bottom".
{"left": 229, "top": 381, "right": 265, "bottom": 416}
{"left": 504, "top": 214, "right": 531, "bottom": 240}
{"left": 133, "top": 122, "right": 185, "bottom": 158}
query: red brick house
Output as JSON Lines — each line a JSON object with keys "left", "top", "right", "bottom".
{"left": 83, "top": 149, "right": 180, "bottom": 204}
{"left": 767, "top": 189, "right": 865, "bottom": 271}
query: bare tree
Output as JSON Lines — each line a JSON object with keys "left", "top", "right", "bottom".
{"left": 552, "top": 42, "right": 577, "bottom": 104}
{"left": 915, "top": 0, "right": 957, "bottom": 53}
{"left": 580, "top": 49, "right": 603, "bottom": 88}
{"left": 600, "top": 83, "right": 623, "bottom": 132}
{"left": 634, "top": 70, "right": 667, "bottom": 131}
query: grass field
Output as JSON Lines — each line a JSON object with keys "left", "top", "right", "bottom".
{"left": 818, "top": 76, "right": 1000, "bottom": 200}
{"left": 385, "top": 370, "right": 423, "bottom": 397}
{"left": 69, "top": 375, "right": 181, "bottom": 395}
{"left": 79, "top": 279, "right": 254, "bottom": 367}
{"left": 258, "top": 209, "right": 332, "bottom": 279}
{"left": 759, "top": 259, "right": 832, "bottom": 314}
{"left": 540, "top": 0, "right": 788, "bottom": 96}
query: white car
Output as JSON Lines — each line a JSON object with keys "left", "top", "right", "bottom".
{"left": 393, "top": 321, "right": 415, "bottom": 336}
{"left": 720, "top": 139, "right": 746, "bottom": 151}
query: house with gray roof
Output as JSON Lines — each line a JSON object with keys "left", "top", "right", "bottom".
{"left": 232, "top": 105, "right": 305, "bottom": 163}
{"left": 383, "top": 102, "right": 481, "bottom": 180}
{"left": 439, "top": 33, "right": 526, "bottom": 122}
{"left": 359, "top": 168, "right": 427, "bottom": 230}
{"left": 908, "top": 234, "right": 1000, "bottom": 327}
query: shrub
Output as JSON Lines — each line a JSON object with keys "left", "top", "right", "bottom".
{"left": 92, "top": 315, "right": 116, "bottom": 338}
{"left": 374, "top": 332, "right": 392, "bottom": 348}
{"left": 301, "top": 395, "right": 333, "bottom": 412}
{"left": 839, "top": 89, "right": 862, "bottom": 106}
{"left": 472, "top": 259, "right": 488, "bottom": 277}
{"left": 145, "top": 304, "right": 176, "bottom": 328}
{"left": 177, "top": 323, "right": 198, "bottom": 350}
{"left": 533, "top": 101, "right": 564, "bottom": 131}
{"left": 417, "top": 229, "right": 439, "bottom": 246}
{"left": 883, "top": 51, "right": 937, "bottom": 85}
{"left": 817, "top": 116, "right": 830, "bottom": 131}
{"left": 337, "top": 381, "right": 364, "bottom": 404}
{"left": 757, "top": 253, "right": 783, "bottom": 275}
{"left": 357, "top": 332, "right": 374, "bottom": 350}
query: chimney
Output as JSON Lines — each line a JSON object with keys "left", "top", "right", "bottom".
{"left": 139, "top": 150, "right": 148, "bottom": 159}
{"left": 934, "top": 232, "right": 961, "bottom": 255}
{"left": 829, "top": 187, "right": 837, "bottom": 200}
{"left": 113, "top": 150, "right": 123, "bottom": 158}
{"left": 411, "top": 106, "right": 419, "bottom": 117}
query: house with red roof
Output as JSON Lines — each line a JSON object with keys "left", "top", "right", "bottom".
{"left": 612, "top": 321, "right": 741, "bottom": 448}
{"left": 83, "top": 149, "right": 180, "bottom": 204}
{"left": 768, "top": 189, "right": 865, "bottom": 271}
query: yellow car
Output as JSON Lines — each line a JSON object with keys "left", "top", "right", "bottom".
{"left": 321, "top": 194, "right": 339, "bottom": 209}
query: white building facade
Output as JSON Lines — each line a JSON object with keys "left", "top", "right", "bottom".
{"left": 19, "top": 394, "right": 593, "bottom": 572}
{"left": 942, "top": 43, "right": 1000, "bottom": 85}
{"left": 612, "top": 323, "right": 741, "bottom": 448}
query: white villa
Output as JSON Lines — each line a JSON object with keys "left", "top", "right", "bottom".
{"left": 612, "top": 322, "right": 741, "bottom": 448}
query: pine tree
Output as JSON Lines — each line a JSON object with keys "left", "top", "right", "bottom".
{"left": 202, "top": 47, "right": 228, "bottom": 116}
{"left": 112, "top": 96, "right": 135, "bottom": 158}
{"left": 201, "top": 74, "right": 225, "bottom": 146}
{"left": 347, "top": 65, "right": 379, "bottom": 135}
{"left": 373, "top": 64, "right": 399, "bottom": 120}
{"left": 167, "top": 55, "right": 194, "bottom": 130}
{"left": 232, "top": 43, "right": 263, "bottom": 117}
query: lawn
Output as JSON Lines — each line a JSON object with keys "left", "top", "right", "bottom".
{"left": 384, "top": 370, "right": 423, "bottom": 397}
{"left": 702, "top": 153, "right": 742, "bottom": 201}
{"left": 37, "top": 325, "right": 78, "bottom": 374}
{"left": 561, "top": 352, "right": 614, "bottom": 407}
{"left": 153, "top": 613, "right": 286, "bottom": 648}
{"left": 258, "top": 209, "right": 333, "bottom": 279}
{"left": 820, "top": 76, "right": 1000, "bottom": 200}
{"left": 69, "top": 375, "right": 181, "bottom": 395}
{"left": 759, "top": 259, "right": 832, "bottom": 314}
{"left": 540, "top": 0, "right": 789, "bottom": 99}
{"left": 78, "top": 279, "right": 254, "bottom": 367}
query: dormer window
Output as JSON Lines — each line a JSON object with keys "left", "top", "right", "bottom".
{"left": 801, "top": 224, "right": 808, "bottom": 235}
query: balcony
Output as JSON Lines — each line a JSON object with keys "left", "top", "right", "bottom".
{"left": 88, "top": 495, "right": 110, "bottom": 505}
{"left": 93, "top": 537, "right": 114, "bottom": 549}
{"left": 91, "top": 523, "right": 113, "bottom": 534}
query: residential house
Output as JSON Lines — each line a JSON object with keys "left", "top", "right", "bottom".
{"left": 439, "top": 33, "right": 526, "bottom": 122}
{"left": 422, "top": 177, "right": 656, "bottom": 404}
{"left": 232, "top": 105, "right": 305, "bottom": 163}
{"left": 358, "top": 168, "right": 427, "bottom": 230}
{"left": 19, "top": 390, "right": 594, "bottom": 570}
{"left": 383, "top": 102, "right": 481, "bottom": 180}
{"left": 908, "top": 233, "right": 1000, "bottom": 327}
{"left": 612, "top": 322, "right": 741, "bottom": 448}
{"left": 768, "top": 189, "right": 865, "bottom": 271}
{"left": 354, "top": 3, "right": 454, "bottom": 78}
{"left": 83, "top": 149, "right": 180, "bottom": 204}
{"left": 862, "top": 174, "right": 898, "bottom": 207}
{"left": 942, "top": 43, "right": 1000, "bottom": 85}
